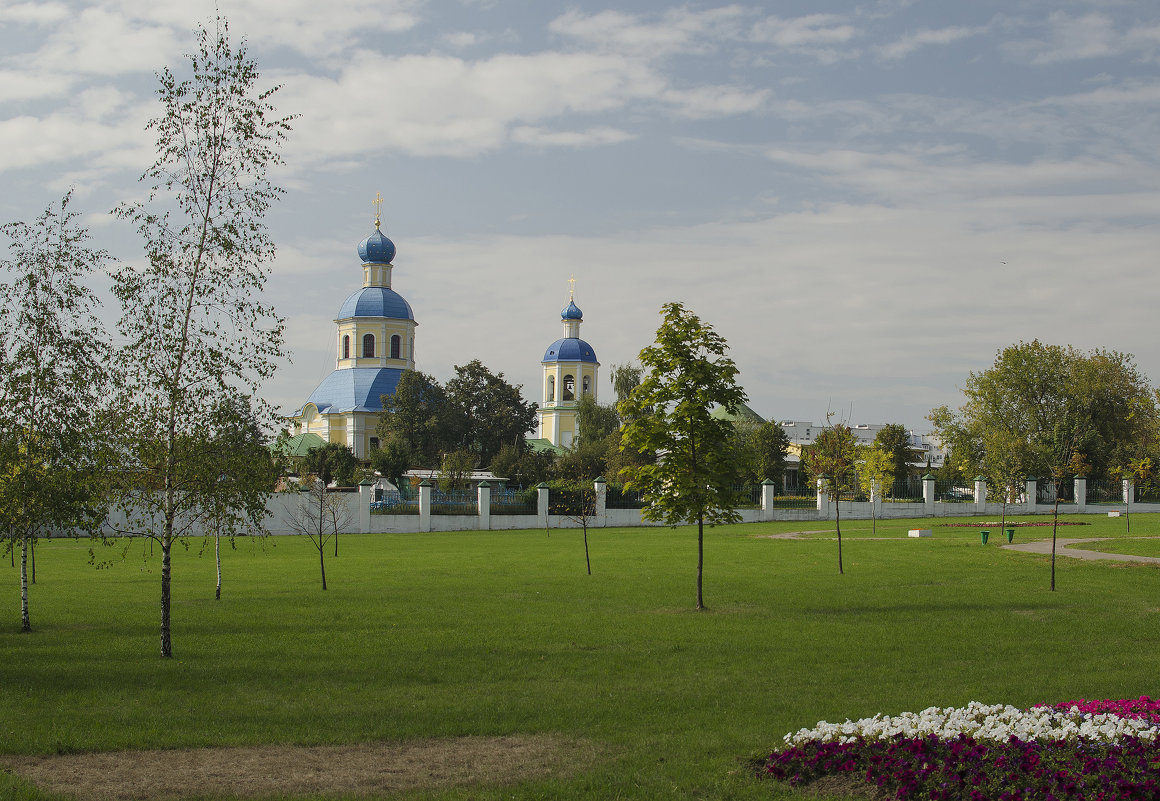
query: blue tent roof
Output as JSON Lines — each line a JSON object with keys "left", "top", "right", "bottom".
{"left": 542, "top": 338, "right": 598, "bottom": 363}
{"left": 302, "top": 367, "right": 404, "bottom": 414}
{"left": 337, "top": 287, "right": 414, "bottom": 321}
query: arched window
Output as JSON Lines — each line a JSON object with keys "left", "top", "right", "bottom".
{"left": 390, "top": 335, "right": 401, "bottom": 359}
{"left": 342, "top": 335, "right": 350, "bottom": 359}
{"left": 582, "top": 375, "right": 591, "bottom": 395}
{"left": 546, "top": 375, "right": 555, "bottom": 402}
{"left": 562, "top": 374, "right": 575, "bottom": 401}
{"left": 362, "top": 333, "right": 375, "bottom": 358}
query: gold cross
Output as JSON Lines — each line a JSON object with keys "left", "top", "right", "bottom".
{"left": 568, "top": 274, "right": 576, "bottom": 300}
{"left": 372, "top": 192, "right": 384, "bottom": 228}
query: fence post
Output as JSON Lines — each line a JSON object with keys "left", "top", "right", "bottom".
{"left": 1123, "top": 478, "right": 1133, "bottom": 511}
{"left": 1025, "top": 476, "right": 1037, "bottom": 514}
{"left": 537, "top": 482, "right": 550, "bottom": 529}
{"left": 816, "top": 476, "right": 830, "bottom": 520}
{"left": 419, "top": 480, "right": 432, "bottom": 532}
{"left": 358, "top": 479, "right": 374, "bottom": 533}
{"left": 922, "top": 474, "right": 936, "bottom": 516}
{"left": 477, "top": 481, "right": 491, "bottom": 531}
{"left": 761, "top": 479, "right": 776, "bottom": 522}
{"left": 974, "top": 475, "right": 987, "bottom": 511}
{"left": 594, "top": 476, "right": 607, "bottom": 526}
{"left": 869, "top": 479, "right": 882, "bottom": 520}
{"left": 1074, "top": 475, "right": 1087, "bottom": 511}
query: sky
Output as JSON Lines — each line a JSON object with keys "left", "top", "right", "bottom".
{"left": 3, "top": 0, "right": 1160, "bottom": 434}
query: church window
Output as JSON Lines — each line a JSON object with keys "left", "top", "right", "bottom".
{"left": 390, "top": 335, "right": 401, "bottom": 359}
{"left": 342, "top": 335, "right": 350, "bottom": 359}
{"left": 363, "top": 333, "right": 375, "bottom": 358}
{"left": 582, "top": 375, "right": 591, "bottom": 395}
{"left": 547, "top": 375, "right": 555, "bottom": 402}
{"left": 562, "top": 374, "right": 575, "bottom": 401}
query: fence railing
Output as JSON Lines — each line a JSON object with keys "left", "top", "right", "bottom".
{"left": 887, "top": 477, "right": 924, "bottom": 503}
{"left": 774, "top": 489, "right": 816, "bottom": 509}
{"left": 490, "top": 488, "right": 537, "bottom": 515}
{"left": 431, "top": 489, "right": 478, "bottom": 515}
{"left": 371, "top": 491, "right": 418, "bottom": 515}
{"left": 935, "top": 480, "right": 973, "bottom": 503}
{"left": 734, "top": 484, "right": 763, "bottom": 509}
{"left": 605, "top": 484, "right": 645, "bottom": 509}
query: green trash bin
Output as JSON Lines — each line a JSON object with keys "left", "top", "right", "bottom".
{"left": 980, "top": 529, "right": 990, "bottom": 545}
{"left": 1005, "top": 528, "right": 1015, "bottom": 543}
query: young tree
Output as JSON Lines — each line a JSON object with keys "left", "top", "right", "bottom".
{"left": 548, "top": 482, "right": 597, "bottom": 575}
{"left": 370, "top": 433, "right": 412, "bottom": 490}
{"left": 619, "top": 302, "right": 746, "bottom": 610}
{"left": 982, "top": 428, "right": 1029, "bottom": 539}
{"left": 804, "top": 422, "right": 857, "bottom": 574}
{"left": 0, "top": 192, "right": 113, "bottom": 632}
{"left": 111, "top": 18, "right": 293, "bottom": 657}
{"left": 855, "top": 444, "right": 894, "bottom": 535}
{"left": 198, "top": 396, "right": 277, "bottom": 600}
{"left": 302, "top": 442, "right": 359, "bottom": 556}
{"left": 281, "top": 479, "right": 355, "bottom": 590}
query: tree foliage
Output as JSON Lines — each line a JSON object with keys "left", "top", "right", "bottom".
{"left": 929, "top": 340, "right": 1157, "bottom": 484}
{"left": 619, "top": 302, "right": 746, "bottom": 610}
{"left": 0, "top": 191, "right": 113, "bottom": 631}
{"left": 303, "top": 442, "right": 360, "bottom": 488}
{"left": 444, "top": 359, "right": 538, "bottom": 467}
{"left": 379, "top": 362, "right": 537, "bottom": 472}
{"left": 855, "top": 444, "right": 894, "bottom": 535}
{"left": 731, "top": 419, "right": 790, "bottom": 485}
{"left": 110, "top": 17, "right": 292, "bottom": 657}
{"left": 873, "top": 423, "right": 919, "bottom": 484}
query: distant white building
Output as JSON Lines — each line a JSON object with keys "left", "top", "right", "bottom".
{"left": 779, "top": 421, "right": 947, "bottom": 489}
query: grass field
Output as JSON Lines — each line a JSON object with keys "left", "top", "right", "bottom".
{"left": 2, "top": 513, "right": 1158, "bottom": 800}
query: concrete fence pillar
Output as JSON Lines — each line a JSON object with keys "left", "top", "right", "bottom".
{"left": 1025, "top": 476, "right": 1037, "bottom": 514}
{"left": 594, "top": 477, "right": 607, "bottom": 526}
{"left": 816, "top": 476, "right": 830, "bottom": 520}
{"left": 1124, "top": 478, "right": 1133, "bottom": 510}
{"left": 1074, "top": 475, "right": 1087, "bottom": 511}
{"left": 922, "top": 474, "right": 936, "bottom": 515}
{"left": 869, "top": 479, "right": 882, "bottom": 520}
{"left": 974, "top": 476, "right": 987, "bottom": 511}
{"left": 477, "top": 481, "right": 491, "bottom": 531}
{"left": 536, "top": 482, "right": 550, "bottom": 529}
{"left": 358, "top": 479, "right": 374, "bottom": 533}
{"left": 761, "top": 479, "right": 776, "bottom": 521}
{"left": 419, "top": 480, "right": 432, "bottom": 532}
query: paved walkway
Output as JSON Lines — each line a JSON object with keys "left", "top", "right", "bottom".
{"left": 1001, "top": 537, "right": 1160, "bottom": 564}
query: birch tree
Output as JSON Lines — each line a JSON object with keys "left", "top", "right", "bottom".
{"left": 111, "top": 17, "right": 292, "bottom": 657}
{"left": 0, "top": 192, "right": 113, "bottom": 631}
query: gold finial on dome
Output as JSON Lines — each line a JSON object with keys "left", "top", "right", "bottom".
{"left": 568, "top": 274, "right": 576, "bottom": 301}
{"left": 372, "top": 192, "right": 384, "bottom": 229}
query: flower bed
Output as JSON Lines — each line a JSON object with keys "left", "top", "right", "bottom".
{"left": 755, "top": 698, "right": 1160, "bottom": 799}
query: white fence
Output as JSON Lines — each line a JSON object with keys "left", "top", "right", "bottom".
{"left": 93, "top": 476, "right": 1153, "bottom": 538}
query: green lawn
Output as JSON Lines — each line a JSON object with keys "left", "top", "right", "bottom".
{"left": 2, "top": 515, "right": 1159, "bottom": 800}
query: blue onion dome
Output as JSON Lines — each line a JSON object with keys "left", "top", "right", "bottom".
{"left": 543, "top": 338, "right": 598, "bottom": 363}
{"left": 357, "top": 226, "right": 396, "bottom": 264}
{"left": 561, "top": 300, "right": 583, "bottom": 320}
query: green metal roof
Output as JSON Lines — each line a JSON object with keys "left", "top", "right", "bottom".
{"left": 273, "top": 432, "right": 328, "bottom": 458}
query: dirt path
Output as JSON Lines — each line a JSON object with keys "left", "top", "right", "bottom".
{"left": 1, "top": 735, "right": 593, "bottom": 801}
{"left": 1002, "top": 537, "right": 1160, "bottom": 563}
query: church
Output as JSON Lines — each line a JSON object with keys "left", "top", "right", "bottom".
{"left": 289, "top": 199, "right": 599, "bottom": 458}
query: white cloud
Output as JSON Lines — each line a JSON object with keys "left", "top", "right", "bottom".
{"left": 27, "top": 6, "right": 182, "bottom": 76}
{"left": 510, "top": 125, "right": 634, "bottom": 148}
{"left": 0, "top": 70, "right": 73, "bottom": 102}
{"left": 749, "top": 14, "right": 857, "bottom": 48}
{"left": 876, "top": 25, "right": 987, "bottom": 60}
{"left": 279, "top": 48, "right": 763, "bottom": 161}
{"left": 0, "top": 2, "right": 70, "bottom": 24}
{"left": 549, "top": 6, "right": 748, "bottom": 58}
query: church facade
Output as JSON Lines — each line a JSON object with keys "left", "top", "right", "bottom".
{"left": 289, "top": 206, "right": 416, "bottom": 458}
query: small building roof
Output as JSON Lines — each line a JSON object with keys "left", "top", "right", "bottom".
{"left": 274, "top": 432, "right": 327, "bottom": 458}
